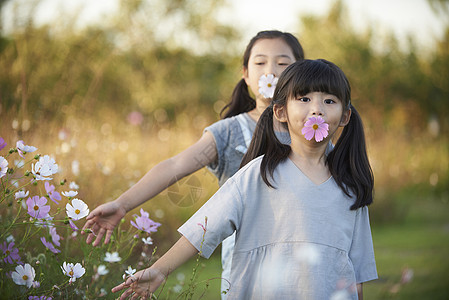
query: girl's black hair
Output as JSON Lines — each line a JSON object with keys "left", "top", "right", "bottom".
{"left": 220, "top": 30, "right": 305, "bottom": 119}
{"left": 241, "top": 59, "right": 374, "bottom": 210}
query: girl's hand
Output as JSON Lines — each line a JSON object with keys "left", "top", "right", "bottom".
{"left": 112, "top": 267, "right": 166, "bottom": 299}
{"left": 81, "top": 201, "right": 126, "bottom": 246}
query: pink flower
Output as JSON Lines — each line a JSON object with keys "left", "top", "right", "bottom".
{"left": 301, "top": 116, "right": 329, "bottom": 142}
{"left": 68, "top": 219, "right": 79, "bottom": 231}
{"left": 127, "top": 111, "right": 144, "bottom": 126}
{"left": 1, "top": 241, "right": 21, "bottom": 264}
{"left": 197, "top": 216, "right": 208, "bottom": 233}
{"left": 26, "top": 196, "right": 51, "bottom": 219}
{"left": 45, "top": 182, "right": 61, "bottom": 204}
{"left": 29, "top": 296, "right": 52, "bottom": 300}
{"left": 49, "top": 227, "right": 61, "bottom": 247}
{"left": 131, "top": 209, "right": 161, "bottom": 234}
{"left": 40, "top": 237, "right": 60, "bottom": 254}
{"left": 0, "top": 137, "right": 6, "bottom": 151}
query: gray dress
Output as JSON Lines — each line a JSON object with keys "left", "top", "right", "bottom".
{"left": 205, "top": 113, "right": 291, "bottom": 297}
{"left": 179, "top": 156, "right": 378, "bottom": 299}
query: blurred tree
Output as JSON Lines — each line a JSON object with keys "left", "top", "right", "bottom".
{"left": 0, "top": 0, "right": 239, "bottom": 125}
{"left": 299, "top": 0, "right": 449, "bottom": 135}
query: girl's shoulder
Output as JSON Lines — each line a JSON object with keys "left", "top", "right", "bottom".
{"left": 206, "top": 113, "right": 255, "bottom": 131}
{"left": 204, "top": 114, "right": 242, "bottom": 137}
{"left": 228, "top": 155, "right": 264, "bottom": 183}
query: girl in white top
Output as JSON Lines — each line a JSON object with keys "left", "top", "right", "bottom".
{"left": 112, "top": 59, "right": 378, "bottom": 299}
{"left": 82, "top": 30, "right": 304, "bottom": 298}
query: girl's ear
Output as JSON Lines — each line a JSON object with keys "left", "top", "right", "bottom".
{"left": 273, "top": 104, "right": 288, "bottom": 123}
{"left": 339, "top": 108, "right": 352, "bottom": 127}
{"left": 242, "top": 66, "right": 250, "bottom": 86}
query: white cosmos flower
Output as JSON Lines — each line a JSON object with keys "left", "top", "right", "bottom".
{"left": 61, "top": 262, "right": 86, "bottom": 284}
{"left": 0, "top": 156, "right": 8, "bottom": 179}
{"left": 11, "top": 263, "right": 35, "bottom": 288}
{"left": 15, "top": 190, "right": 29, "bottom": 199}
{"left": 66, "top": 199, "right": 89, "bottom": 220}
{"left": 62, "top": 190, "right": 78, "bottom": 198}
{"left": 104, "top": 252, "right": 121, "bottom": 263}
{"left": 97, "top": 265, "right": 109, "bottom": 276}
{"left": 16, "top": 140, "right": 37, "bottom": 153}
{"left": 31, "top": 155, "right": 58, "bottom": 181}
{"left": 142, "top": 236, "right": 153, "bottom": 245}
{"left": 142, "top": 237, "right": 153, "bottom": 245}
{"left": 69, "top": 181, "right": 79, "bottom": 190}
{"left": 123, "top": 265, "right": 136, "bottom": 279}
{"left": 258, "top": 74, "right": 278, "bottom": 99}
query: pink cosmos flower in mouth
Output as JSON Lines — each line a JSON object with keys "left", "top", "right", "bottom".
{"left": 301, "top": 116, "right": 329, "bottom": 142}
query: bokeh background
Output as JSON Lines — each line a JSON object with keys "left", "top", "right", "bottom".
{"left": 1, "top": 0, "right": 448, "bottom": 298}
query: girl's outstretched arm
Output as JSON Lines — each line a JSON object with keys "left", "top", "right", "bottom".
{"left": 357, "top": 283, "right": 363, "bottom": 300}
{"left": 81, "top": 132, "right": 217, "bottom": 246}
{"left": 112, "top": 236, "right": 199, "bottom": 299}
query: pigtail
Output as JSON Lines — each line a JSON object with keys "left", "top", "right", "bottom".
{"left": 220, "top": 79, "right": 256, "bottom": 119}
{"left": 327, "top": 105, "right": 374, "bottom": 210}
{"left": 240, "top": 105, "right": 291, "bottom": 188}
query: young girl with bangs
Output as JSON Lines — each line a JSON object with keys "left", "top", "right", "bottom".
{"left": 112, "top": 59, "right": 377, "bottom": 300}
{"left": 82, "top": 30, "right": 305, "bottom": 298}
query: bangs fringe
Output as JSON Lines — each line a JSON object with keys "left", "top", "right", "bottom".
{"left": 287, "top": 60, "right": 349, "bottom": 103}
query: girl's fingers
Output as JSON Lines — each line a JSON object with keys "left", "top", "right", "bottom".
{"left": 130, "top": 292, "right": 140, "bottom": 300}
{"left": 85, "top": 224, "right": 99, "bottom": 244}
{"left": 111, "top": 281, "right": 127, "bottom": 293}
{"left": 85, "top": 210, "right": 98, "bottom": 220}
{"left": 104, "top": 229, "right": 113, "bottom": 244}
{"left": 112, "top": 277, "right": 134, "bottom": 293}
{"left": 85, "top": 233, "right": 94, "bottom": 244}
{"left": 93, "top": 228, "right": 106, "bottom": 247}
{"left": 119, "top": 288, "right": 135, "bottom": 300}
{"left": 81, "top": 219, "right": 94, "bottom": 234}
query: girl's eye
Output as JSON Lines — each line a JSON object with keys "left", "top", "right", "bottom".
{"left": 297, "top": 97, "right": 310, "bottom": 102}
{"left": 255, "top": 62, "right": 266, "bottom": 65}
{"left": 324, "top": 99, "right": 336, "bottom": 104}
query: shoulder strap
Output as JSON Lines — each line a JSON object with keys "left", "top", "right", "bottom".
{"left": 235, "top": 114, "right": 253, "bottom": 149}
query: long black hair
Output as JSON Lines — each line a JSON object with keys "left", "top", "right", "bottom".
{"left": 220, "top": 30, "right": 305, "bottom": 119}
{"left": 241, "top": 59, "right": 374, "bottom": 210}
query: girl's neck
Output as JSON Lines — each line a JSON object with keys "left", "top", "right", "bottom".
{"left": 289, "top": 138, "right": 329, "bottom": 166}
{"left": 288, "top": 140, "right": 331, "bottom": 185}
{"left": 247, "top": 97, "right": 270, "bottom": 122}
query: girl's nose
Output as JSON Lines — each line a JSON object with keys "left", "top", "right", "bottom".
{"left": 311, "top": 102, "right": 324, "bottom": 116}
{"left": 266, "top": 62, "right": 277, "bottom": 76}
